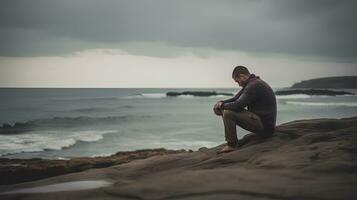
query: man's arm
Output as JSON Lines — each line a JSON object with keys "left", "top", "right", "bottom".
{"left": 219, "top": 89, "right": 243, "bottom": 104}
{"left": 221, "top": 86, "right": 257, "bottom": 112}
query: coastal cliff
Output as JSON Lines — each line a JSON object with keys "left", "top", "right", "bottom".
{"left": 1, "top": 117, "right": 357, "bottom": 200}
{"left": 291, "top": 76, "right": 357, "bottom": 89}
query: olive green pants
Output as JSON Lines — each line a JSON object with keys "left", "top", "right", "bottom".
{"left": 222, "top": 109, "right": 264, "bottom": 146}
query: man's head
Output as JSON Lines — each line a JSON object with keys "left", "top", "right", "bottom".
{"left": 232, "top": 65, "right": 250, "bottom": 87}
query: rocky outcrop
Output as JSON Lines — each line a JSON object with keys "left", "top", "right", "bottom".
{"left": 1, "top": 117, "right": 357, "bottom": 200}
{"left": 291, "top": 76, "right": 357, "bottom": 89}
{"left": 0, "top": 149, "right": 186, "bottom": 185}
{"left": 275, "top": 89, "right": 353, "bottom": 96}
{"left": 166, "top": 91, "right": 233, "bottom": 97}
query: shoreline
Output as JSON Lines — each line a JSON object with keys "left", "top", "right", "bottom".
{"left": 1, "top": 116, "right": 357, "bottom": 199}
{"left": 0, "top": 148, "right": 187, "bottom": 185}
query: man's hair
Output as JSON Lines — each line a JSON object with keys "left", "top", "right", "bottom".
{"left": 232, "top": 65, "right": 250, "bottom": 78}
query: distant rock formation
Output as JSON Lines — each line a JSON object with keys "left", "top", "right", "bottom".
{"left": 166, "top": 91, "right": 233, "bottom": 97}
{"left": 292, "top": 76, "right": 357, "bottom": 89}
{"left": 275, "top": 89, "right": 353, "bottom": 96}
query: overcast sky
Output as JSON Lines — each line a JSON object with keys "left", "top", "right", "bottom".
{"left": 0, "top": 0, "right": 356, "bottom": 88}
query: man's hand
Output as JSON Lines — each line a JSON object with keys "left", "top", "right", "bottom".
{"left": 213, "top": 101, "right": 223, "bottom": 116}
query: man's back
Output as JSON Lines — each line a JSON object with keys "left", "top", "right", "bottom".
{"left": 244, "top": 75, "right": 277, "bottom": 133}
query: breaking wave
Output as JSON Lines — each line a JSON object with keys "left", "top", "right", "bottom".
{"left": 121, "top": 93, "right": 167, "bottom": 99}
{"left": 0, "top": 115, "right": 149, "bottom": 134}
{"left": 0, "top": 130, "right": 117, "bottom": 156}
{"left": 276, "top": 94, "right": 312, "bottom": 99}
{"left": 70, "top": 107, "right": 115, "bottom": 113}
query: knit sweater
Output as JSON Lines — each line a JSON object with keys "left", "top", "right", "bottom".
{"left": 221, "top": 74, "right": 277, "bottom": 134}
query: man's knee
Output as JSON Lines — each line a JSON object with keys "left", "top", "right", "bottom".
{"left": 223, "top": 109, "right": 241, "bottom": 119}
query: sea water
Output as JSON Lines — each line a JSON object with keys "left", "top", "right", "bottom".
{"left": 0, "top": 88, "right": 356, "bottom": 159}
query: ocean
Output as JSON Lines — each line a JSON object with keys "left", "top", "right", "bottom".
{"left": 1, "top": 88, "right": 356, "bottom": 159}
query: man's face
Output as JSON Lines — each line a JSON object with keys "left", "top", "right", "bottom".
{"left": 233, "top": 74, "right": 248, "bottom": 87}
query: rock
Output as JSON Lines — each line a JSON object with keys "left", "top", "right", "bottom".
{"left": 198, "top": 147, "right": 208, "bottom": 151}
{"left": 291, "top": 76, "right": 357, "bottom": 89}
{"left": 1, "top": 117, "right": 357, "bottom": 200}
{"left": 0, "top": 148, "right": 186, "bottom": 185}
{"left": 166, "top": 91, "right": 233, "bottom": 97}
{"left": 275, "top": 89, "right": 353, "bottom": 96}
{"left": 166, "top": 92, "right": 181, "bottom": 96}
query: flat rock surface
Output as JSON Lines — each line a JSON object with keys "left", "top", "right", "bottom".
{"left": 0, "top": 149, "right": 186, "bottom": 185}
{"left": 1, "top": 117, "right": 357, "bottom": 200}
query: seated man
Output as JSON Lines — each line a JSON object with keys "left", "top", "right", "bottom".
{"left": 214, "top": 66, "right": 277, "bottom": 153}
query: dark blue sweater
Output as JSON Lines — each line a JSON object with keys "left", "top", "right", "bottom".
{"left": 221, "top": 74, "right": 277, "bottom": 134}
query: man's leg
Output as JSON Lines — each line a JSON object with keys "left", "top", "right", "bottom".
{"left": 222, "top": 109, "right": 264, "bottom": 147}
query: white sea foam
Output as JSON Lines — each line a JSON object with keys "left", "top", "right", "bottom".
{"left": 177, "top": 95, "right": 195, "bottom": 98}
{"left": 77, "top": 133, "right": 104, "bottom": 142}
{"left": 0, "top": 130, "right": 117, "bottom": 156}
{"left": 55, "top": 157, "right": 70, "bottom": 160}
{"left": 209, "top": 94, "right": 234, "bottom": 98}
{"left": 141, "top": 93, "right": 167, "bottom": 98}
{"left": 276, "top": 94, "right": 311, "bottom": 99}
{"left": 286, "top": 101, "right": 357, "bottom": 107}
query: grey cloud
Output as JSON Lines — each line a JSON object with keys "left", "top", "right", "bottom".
{"left": 0, "top": 0, "right": 356, "bottom": 60}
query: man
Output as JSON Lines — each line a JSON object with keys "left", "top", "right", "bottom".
{"left": 213, "top": 65, "right": 277, "bottom": 153}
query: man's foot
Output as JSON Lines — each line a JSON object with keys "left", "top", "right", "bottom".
{"left": 217, "top": 144, "right": 239, "bottom": 154}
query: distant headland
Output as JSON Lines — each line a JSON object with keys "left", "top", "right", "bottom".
{"left": 275, "top": 76, "right": 357, "bottom": 96}
{"left": 291, "top": 76, "right": 357, "bottom": 89}
{"left": 275, "top": 89, "right": 353, "bottom": 96}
